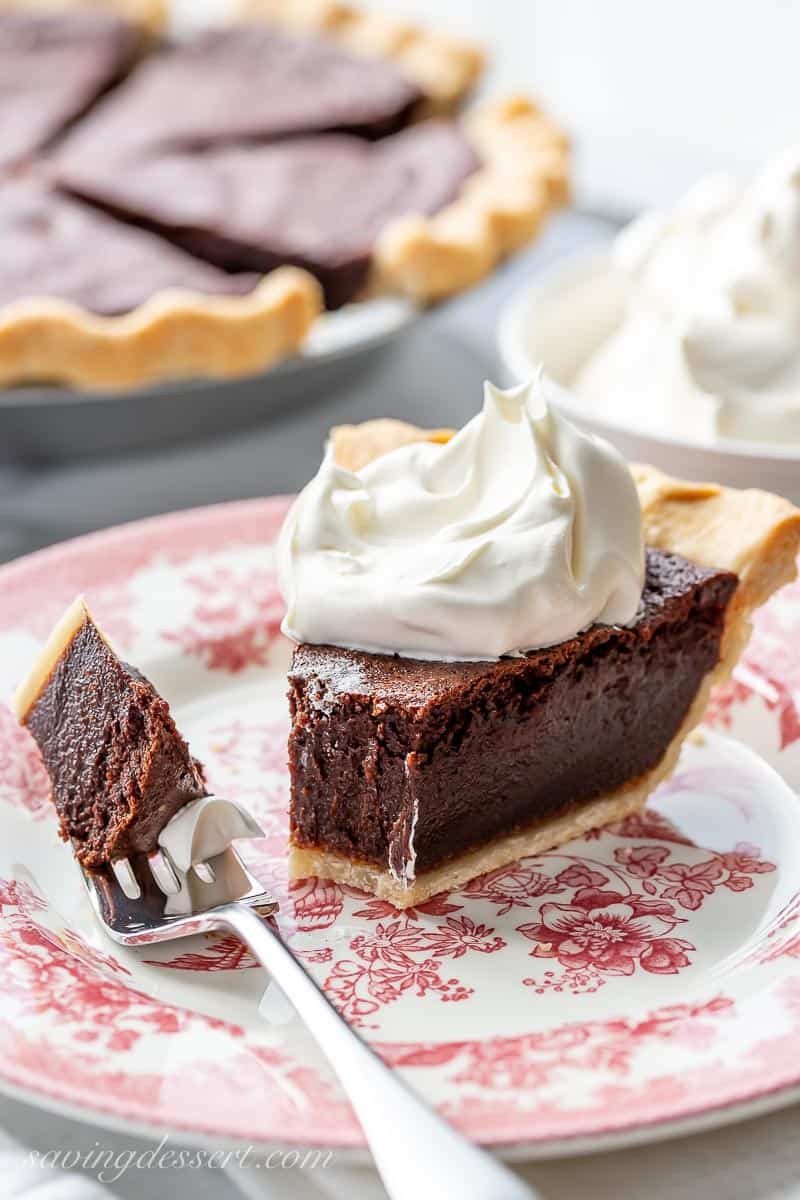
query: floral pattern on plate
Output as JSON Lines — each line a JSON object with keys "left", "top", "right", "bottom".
{"left": 0, "top": 497, "right": 799, "bottom": 1156}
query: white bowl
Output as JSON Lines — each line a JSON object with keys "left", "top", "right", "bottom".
{"left": 497, "top": 252, "right": 800, "bottom": 503}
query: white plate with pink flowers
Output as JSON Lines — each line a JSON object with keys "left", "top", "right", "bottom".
{"left": 0, "top": 496, "right": 800, "bottom": 1159}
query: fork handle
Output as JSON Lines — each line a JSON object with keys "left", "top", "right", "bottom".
{"left": 216, "top": 903, "right": 537, "bottom": 1200}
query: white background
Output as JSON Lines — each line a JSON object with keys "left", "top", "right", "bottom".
{"left": 360, "top": 0, "right": 800, "bottom": 213}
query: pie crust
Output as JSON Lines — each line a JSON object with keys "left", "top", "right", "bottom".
{"left": 289, "top": 423, "right": 800, "bottom": 907}
{"left": 374, "top": 96, "right": 569, "bottom": 303}
{"left": 0, "top": 267, "right": 322, "bottom": 390}
{"left": 234, "top": 0, "right": 485, "bottom": 113}
{"left": 0, "top": 0, "right": 167, "bottom": 39}
{"left": 231, "top": 6, "right": 569, "bottom": 303}
{"left": 12, "top": 595, "right": 109, "bottom": 722}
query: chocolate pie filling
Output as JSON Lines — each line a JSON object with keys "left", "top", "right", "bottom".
{"left": 0, "top": 11, "right": 138, "bottom": 170}
{"left": 55, "top": 23, "right": 424, "bottom": 162}
{"left": 288, "top": 549, "right": 738, "bottom": 880}
{"left": 0, "top": 180, "right": 259, "bottom": 315}
{"left": 23, "top": 618, "right": 206, "bottom": 868}
{"left": 57, "top": 120, "right": 480, "bottom": 308}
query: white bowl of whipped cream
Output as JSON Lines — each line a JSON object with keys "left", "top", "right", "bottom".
{"left": 498, "top": 149, "right": 800, "bottom": 502}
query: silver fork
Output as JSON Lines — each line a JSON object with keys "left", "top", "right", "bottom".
{"left": 82, "top": 838, "right": 538, "bottom": 1200}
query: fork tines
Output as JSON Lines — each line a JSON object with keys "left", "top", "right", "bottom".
{"left": 112, "top": 846, "right": 214, "bottom": 900}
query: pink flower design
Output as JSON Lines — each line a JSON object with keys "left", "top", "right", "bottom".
{"left": 208, "top": 719, "right": 290, "bottom": 778}
{"left": 614, "top": 846, "right": 670, "bottom": 878}
{"left": 603, "top": 808, "right": 695, "bottom": 846}
{"left": 704, "top": 574, "right": 800, "bottom": 749}
{"left": 461, "top": 863, "right": 562, "bottom": 915}
{"left": 639, "top": 938, "right": 695, "bottom": 974}
{"left": 0, "top": 878, "right": 46, "bottom": 916}
{"left": 350, "top": 893, "right": 463, "bottom": 921}
{"left": 0, "top": 497, "right": 796, "bottom": 1149}
{"left": 295, "top": 946, "right": 334, "bottom": 964}
{"left": 350, "top": 920, "right": 429, "bottom": 969}
{"left": 0, "top": 704, "right": 51, "bottom": 819}
{"left": 554, "top": 864, "right": 609, "bottom": 889}
{"left": 608, "top": 837, "right": 777, "bottom": 911}
{"left": 163, "top": 566, "right": 285, "bottom": 673}
{"left": 705, "top": 678, "right": 753, "bottom": 730}
{"left": 318, "top": 915, "right": 485, "bottom": 1026}
{"left": 718, "top": 842, "right": 776, "bottom": 877}
{"left": 660, "top": 859, "right": 725, "bottom": 911}
{"left": 291, "top": 878, "right": 344, "bottom": 932}
{"left": 147, "top": 933, "right": 257, "bottom": 972}
{"left": 422, "top": 916, "right": 506, "bottom": 960}
{"left": 519, "top": 895, "right": 689, "bottom": 978}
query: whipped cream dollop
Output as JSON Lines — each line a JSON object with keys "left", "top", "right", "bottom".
{"left": 576, "top": 146, "right": 800, "bottom": 443}
{"left": 278, "top": 379, "right": 644, "bottom": 661}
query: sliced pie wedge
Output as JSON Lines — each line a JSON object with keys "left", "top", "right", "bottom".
{"left": 56, "top": 94, "right": 568, "bottom": 311}
{"left": 0, "top": 8, "right": 143, "bottom": 170}
{"left": 54, "top": 21, "right": 426, "bottom": 162}
{"left": 286, "top": 421, "right": 800, "bottom": 908}
{"left": 233, "top": 0, "right": 486, "bottom": 115}
{"left": 56, "top": 119, "right": 482, "bottom": 310}
{"left": 12, "top": 597, "right": 207, "bottom": 869}
{"left": 0, "top": 180, "right": 321, "bottom": 390}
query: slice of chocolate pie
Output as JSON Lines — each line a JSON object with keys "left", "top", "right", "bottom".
{"left": 0, "top": 179, "right": 261, "bottom": 317}
{"left": 280, "top": 383, "right": 800, "bottom": 908}
{"left": 12, "top": 597, "right": 207, "bottom": 868}
{"left": 0, "top": 179, "right": 321, "bottom": 389}
{"left": 55, "top": 22, "right": 425, "bottom": 161}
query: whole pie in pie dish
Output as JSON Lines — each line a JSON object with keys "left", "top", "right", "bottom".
{"left": 279, "top": 382, "right": 800, "bottom": 908}
{"left": 0, "top": 0, "right": 568, "bottom": 390}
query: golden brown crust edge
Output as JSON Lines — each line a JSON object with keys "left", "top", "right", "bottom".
{"left": 632, "top": 464, "right": 800, "bottom": 612}
{"left": 0, "top": 268, "right": 322, "bottom": 391}
{"left": 374, "top": 96, "right": 570, "bottom": 304}
{"left": 11, "top": 596, "right": 115, "bottom": 722}
{"left": 330, "top": 419, "right": 453, "bottom": 473}
{"left": 0, "top": 0, "right": 168, "bottom": 38}
{"left": 290, "top": 422, "right": 800, "bottom": 907}
{"left": 233, "top": 0, "right": 485, "bottom": 113}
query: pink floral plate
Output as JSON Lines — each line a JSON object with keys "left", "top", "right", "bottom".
{"left": 1, "top": 497, "right": 800, "bottom": 1160}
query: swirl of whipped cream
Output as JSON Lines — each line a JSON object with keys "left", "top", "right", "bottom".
{"left": 278, "top": 379, "right": 644, "bottom": 661}
{"left": 576, "top": 146, "right": 800, "bottom": 443}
